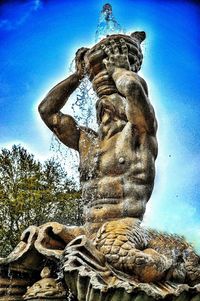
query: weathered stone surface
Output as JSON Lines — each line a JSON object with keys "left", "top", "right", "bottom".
{"left": 64, "top": 265, "right": 200, "bottom": 301}
{"left": 62, "top": 234, "right": 200, "bottom": 300}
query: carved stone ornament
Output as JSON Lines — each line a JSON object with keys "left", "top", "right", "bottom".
{"left": 23, "top": 267, "right": 66, "bottom": 300}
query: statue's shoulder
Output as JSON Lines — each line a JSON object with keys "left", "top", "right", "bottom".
{"left": 79, "top": 126, "right": 99, "bottom": 152}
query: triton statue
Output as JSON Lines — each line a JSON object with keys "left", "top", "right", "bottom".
{"left": 38, "top": 33, "right": 157, "bottom": 242}
{"left": 0, "top": 32, "right": 200, "bottom": 301}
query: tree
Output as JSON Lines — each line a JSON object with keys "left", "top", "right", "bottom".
{"left": 0, "top": 145, "right": 82, "bottom": 257}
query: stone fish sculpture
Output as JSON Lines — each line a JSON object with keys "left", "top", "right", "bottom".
{"left": 0, "top": 32, "right": 200, "bottom": 301}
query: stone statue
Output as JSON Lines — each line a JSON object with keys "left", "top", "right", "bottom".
{"left": 38, "top": 33, "right": 166, "bottom": 280}
{"left": 0, "top": 32, "right": 200, "bottom": 301}
{"left": 38, "top": 32, "right": 200, "bottom": 284}
{"left": 38, "top": 33, "right": 157, "bottom": 236}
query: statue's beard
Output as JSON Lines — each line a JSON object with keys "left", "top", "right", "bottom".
{"left": 98, "top": 118, "right": 126, "bottom": 140}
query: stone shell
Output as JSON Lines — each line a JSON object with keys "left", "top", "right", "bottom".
{"left": 84, "top": 34, "right": 144, "bottom": 81}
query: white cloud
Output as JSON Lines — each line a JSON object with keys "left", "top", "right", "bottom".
{"left": 0, "top": 0, "right": 42, "bottom": 31}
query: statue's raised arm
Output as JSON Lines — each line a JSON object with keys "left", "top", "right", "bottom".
{"left": 102, "top": 38, "right": 157, "bottom": 137}
{"left": 38, "top": 47, "right": 89, "bottom": 151}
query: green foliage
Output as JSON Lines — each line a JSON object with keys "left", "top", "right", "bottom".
{"left": 0, "top": 145, "right": 82, "bottom": 257}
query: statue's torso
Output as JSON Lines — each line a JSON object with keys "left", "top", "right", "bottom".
{"left": 79, "top": 122, "right": 157, "bottom": 223}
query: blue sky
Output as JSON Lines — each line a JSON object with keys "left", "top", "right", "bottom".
{"left": 0, "top": 0, "right": 200, "bottom": 250}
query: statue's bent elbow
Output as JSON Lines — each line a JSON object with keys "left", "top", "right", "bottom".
{"left": 38, "top": 101, "right": 45, "bottom": 117}
{"left": 38, "top": 98, "right": 50, "bottom": 122}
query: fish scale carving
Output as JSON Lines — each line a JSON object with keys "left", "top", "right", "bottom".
{"left": 94, "top": 218, "right": 200, "bottom": 284}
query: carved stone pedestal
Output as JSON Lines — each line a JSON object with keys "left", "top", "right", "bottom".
{"left": 63, "top": 236, "right": 200, "bottom": 301}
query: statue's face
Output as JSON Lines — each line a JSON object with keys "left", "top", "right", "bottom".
{"left": 97, "top": 93, "right": 127, "bottom": 139}
{"left": 97, "top": 93, "right": 127, "bottom": 125}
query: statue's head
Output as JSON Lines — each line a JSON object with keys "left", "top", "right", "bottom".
{"left": 84, "top": 31, "right": 146, "bottom": 97}
{"left": 96, "top": 93, "right": 127, "bottom": 124}
{"left": 95, "top": 93, "right": 127, "bottom": 140}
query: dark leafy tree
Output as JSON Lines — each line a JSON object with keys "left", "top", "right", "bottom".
{"left": 0, "top": 145, "right": 82, "bottom": 256}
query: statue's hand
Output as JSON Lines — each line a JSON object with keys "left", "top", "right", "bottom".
{"left": 75, "top": 47, "right": 89, "bottom": 80}
{"left": 101, "top": 39, "right": 131, "bottom": 76}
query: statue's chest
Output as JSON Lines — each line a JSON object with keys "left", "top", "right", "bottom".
{"left": 99, "top": 135, "right": 138, "bottom": 176}
{"left": 79, "top": 128, "right": 141, "bottom": 179}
